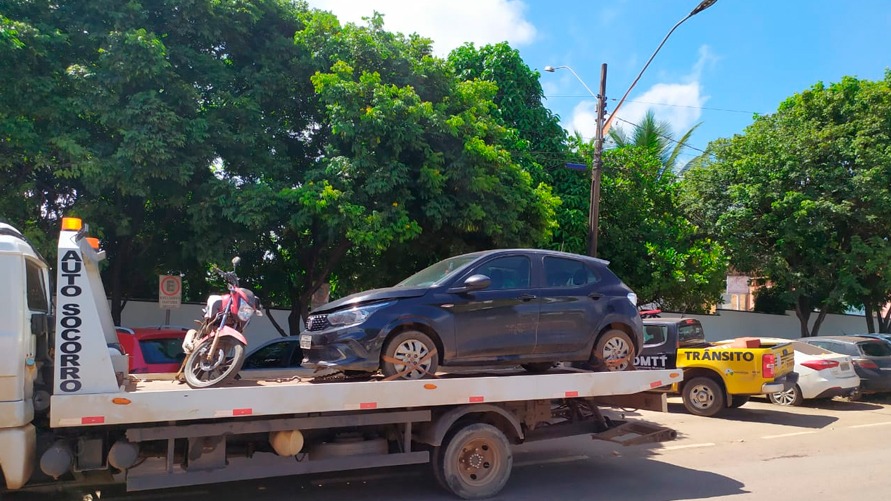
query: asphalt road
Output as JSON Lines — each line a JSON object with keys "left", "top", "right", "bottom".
{"left": 21, "top": 394, "right": 891, "bottom": 501}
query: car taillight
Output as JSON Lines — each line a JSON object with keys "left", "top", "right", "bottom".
{"left": 800, "top": 359, "right": 840, "bottom": 371}
{"left": 853, "top": 359, "right": 879, "bottom": 370}
{"left": 762, "top": 353, "right": 776, "bottom": 379}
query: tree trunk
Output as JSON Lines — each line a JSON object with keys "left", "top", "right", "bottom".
{"left": 880, "top": 305, "right": 891, "bottom": 333}
{"left": 864, "top": 303, "right": 876, "bottom": 333}
{"left": 810, "top": 310, "right": 828, "bottom": 337}
{"left": 794, "top": 296, "right": 813, "bottom": 337}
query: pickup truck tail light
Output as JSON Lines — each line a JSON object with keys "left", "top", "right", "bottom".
{"left": 762, "top": 353, "right": 776, "bottom": 379}
{"left": 853, "top": 359, "right": 879, "bottom": 370}
{"left": 801, "top": 359, "right": 840, "bottom": 371}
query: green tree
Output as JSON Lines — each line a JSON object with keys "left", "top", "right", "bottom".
{"left": 681, "top": 74, "right": 891, "bottom": 336}
{"left": 608, "top": 109, "right": 701, "bottom": 177}
{"left": 570, "top": 136, "right": 727, "bottom": 311}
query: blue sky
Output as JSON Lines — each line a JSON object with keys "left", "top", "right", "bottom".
{"left": 307, "top": 1, "right": 891, "bottom": 164}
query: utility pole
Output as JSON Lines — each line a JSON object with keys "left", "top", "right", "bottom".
{"left": 589, "top": 63, "right": 607, "bottom": 258}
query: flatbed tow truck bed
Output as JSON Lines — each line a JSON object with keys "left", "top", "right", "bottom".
{"left": 52, "top": 368, "right": 681, "bottom": 427}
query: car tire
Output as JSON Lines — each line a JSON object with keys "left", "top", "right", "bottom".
{"left": 768, "top": 385, "right": 804, "bottom": 406}
{"left": 682, "top": 376, "right": 725, "bottom": 417}
{"left": 381, "top": 330, "right": 439, "bottom": 380}
{"left": 591, "top": 329, "right": 635, "bottom": 371}
{"left": 521, "top": 362, "right": 554, "bottom": 374}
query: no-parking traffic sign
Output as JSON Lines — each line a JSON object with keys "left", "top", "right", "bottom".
{"left": 159, "top": 275, "right": 182, "bottom": 309}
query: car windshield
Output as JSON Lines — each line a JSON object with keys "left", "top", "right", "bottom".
{"left": 396, "top": 254, "right": 481, "bottom": 288}
{"left": 858, "top": 341, "right": 891, "bottom": 357}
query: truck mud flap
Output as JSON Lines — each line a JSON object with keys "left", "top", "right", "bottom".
{"left": 591, "top": 421, "right": 677, "bottom": 446}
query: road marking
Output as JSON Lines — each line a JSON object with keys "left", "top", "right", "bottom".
{"left": 661, "top": 442, "right": 716, "bottom": 451}
{"left": 514, "top": 455, "right": 589, "bottom": 467}
{"left": 848, "top": 421, "right": 891, "bottom": 429}
{"left": 761, "top": 431, "right": 819, "bottom": 439}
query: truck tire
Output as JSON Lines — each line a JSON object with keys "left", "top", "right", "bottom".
{"left": 433, "top": 422, "right": 513, "bottom": 499}
{"left": 381, "top": 330, "right": 439, "bottom": 380}
{"left": 729, "top": 395, "right": 750, "bottom": 408}
{"left": 682, "top": 377, "right": 725, "bottom": 417}
{"left": 768, "top": 385, "right": 803, "bottom": 406}
{"left": 592, "top": 329, "right": 635, "bottom": 371}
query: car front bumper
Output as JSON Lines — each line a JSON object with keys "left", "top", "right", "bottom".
{"left": 300, "top": 327, "right": 382, "bottom": 373}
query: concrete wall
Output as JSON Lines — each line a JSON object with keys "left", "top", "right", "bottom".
{"left": 119, "top": 300, "right": 299, "bottom": 345}
{"left": 658, "top": 309, "right": 869, "bottom": 341}
{"left": 119, "top": 300, "right": 871, "bottom": 344}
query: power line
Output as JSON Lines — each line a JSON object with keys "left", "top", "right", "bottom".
{"left": 545, "top": 94, "right": 758, "bottom": 115}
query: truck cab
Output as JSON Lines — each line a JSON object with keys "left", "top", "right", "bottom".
{"left": 636, "top": 317, "right": 797, "bottom": 417}
{"left": 0, "top": 223, "right": 52, "bottom": 488}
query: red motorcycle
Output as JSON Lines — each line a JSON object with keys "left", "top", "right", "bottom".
{"left": 180, "top": 258, "right": 261, "bottom": 388}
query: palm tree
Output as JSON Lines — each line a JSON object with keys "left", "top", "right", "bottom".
{"left": 608, "top": 109, "right": 700, "bottom": 178}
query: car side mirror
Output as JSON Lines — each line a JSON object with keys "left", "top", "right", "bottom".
{"left": 447, "top": 274, "right": 491, "bottom": 294}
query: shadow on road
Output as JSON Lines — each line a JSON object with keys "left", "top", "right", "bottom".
{"left": 665, "top": 401, "right": 840, "bottom": 428}
{"left": 25, "top": 454, "right": 747, "bottom": 501}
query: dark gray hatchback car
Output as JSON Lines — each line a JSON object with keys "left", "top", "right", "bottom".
{"left": 300, "top": 249, "right": 643, "bottom": 379}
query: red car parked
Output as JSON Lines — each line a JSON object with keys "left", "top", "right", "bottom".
{"left": 115, "top": 326, "right": 188, "bottom": 373}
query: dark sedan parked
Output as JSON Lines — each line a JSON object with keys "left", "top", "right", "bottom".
{"left": 300, "top": 249, "right": 643, "bottom": 380}
{"left": 800, "top": 336, "right": 891, "bottom": 395}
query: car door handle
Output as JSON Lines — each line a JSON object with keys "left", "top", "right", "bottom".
{"left": 518, "top": 294, "right": 537, "bottom": 301}
{"left": 588, "top": 292, "right": 603, "bottom": 300}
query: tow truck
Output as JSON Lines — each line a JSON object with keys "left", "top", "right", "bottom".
{"left": 0, "top": 217, "right": 682, "bottom": 499}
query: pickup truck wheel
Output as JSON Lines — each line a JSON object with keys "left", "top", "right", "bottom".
{"left": 381, "top": 330, "right": 439, "bottom": 380}
{"left": 592, "top": 329, "right": 635, "bottom": 371}
{"left": 435, "top": 422, "right": 513, "bottom": 499}
{"left": 682, "top": 377, "right": 725, "bottom": 417}
{"left": 768, "top": 384, "right": 803, "bottom": 406}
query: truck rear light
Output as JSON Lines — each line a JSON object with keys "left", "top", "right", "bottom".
{"left": 762, "top": 353, "right": 776, "bottom": 379}
{"left": 801, "top": 359, "right": 840, "bottom": 371}
{"left": 853, "top": 359, "right": 879, "bottom": 370}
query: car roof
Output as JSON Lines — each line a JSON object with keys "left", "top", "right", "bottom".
{"left": 458, "top": 248, "right": 611, "bottom": 266}
{"left": 804, "top": 335, "right": 883, "bottom": 344}
{"left": 642, "top": 318, "right": 700, "bottom": 326}
{"left": 127, "top": 326, "right": 189, "bottom": 339}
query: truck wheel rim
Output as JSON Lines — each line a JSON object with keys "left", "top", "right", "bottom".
{"left": 393, "top": 340, "right": 432, "bottom": 379}
{"left": 457, "top": 437, "right": 502, "bottom": 486}
{"left": 689, "top": 384, "right": 715, "bottom": 409}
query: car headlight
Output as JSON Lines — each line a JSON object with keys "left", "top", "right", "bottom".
{"left": 327, "top": 301, "right": 395, "bottom": 328}
{"left": 627, "top": 292, "right": 638, "bottom": 307}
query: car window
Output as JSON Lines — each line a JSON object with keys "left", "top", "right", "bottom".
{"left": 397, "top": 253, "right": 481, "bottom": 287}
{"left": 475, "top": 256, "right": 531, "bottom": 290}
{"left": 858, "top": 341, "right": 891, "bottom": 357}
{"left": 244, "top": 341, "right": 294, "bottom": 369}
{"left": 806, "top": 340, "right": 832, "bottom": 351}
{"left": 543, "top": 256, "right": 599, "bottom": 287}
{"left": 678, "top": 323, "right": 706, "bottom": 344}
{"left": 26, "top": 258, "right": 50, "bottom": 313}
{"left": 139, "top": 338, "right": 185, "bottom": 364}
{"left": 644, "top": 325, "right": 667, "bottom": 345}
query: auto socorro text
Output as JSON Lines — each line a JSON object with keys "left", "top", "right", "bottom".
{"left": 57, "top": 249, "right": 84, "bottom": 392}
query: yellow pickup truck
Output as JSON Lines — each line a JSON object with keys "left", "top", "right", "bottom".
{"left": 636, "top": 318, "right": 798, "bottom": 416}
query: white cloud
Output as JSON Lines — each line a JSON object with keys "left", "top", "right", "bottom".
{"left": 567, "top": 45, "right": 716, "bottom": 142}
{"left": 307, "top": 0, "right": 537, "bottom": 57}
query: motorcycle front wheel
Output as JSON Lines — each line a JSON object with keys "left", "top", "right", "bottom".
{"left": 183, "top": 336, "right": 246, "bottom": 388}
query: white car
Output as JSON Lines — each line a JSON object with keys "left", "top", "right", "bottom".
{"left": 763, "top": 339, "right": 860, "bottom": 406}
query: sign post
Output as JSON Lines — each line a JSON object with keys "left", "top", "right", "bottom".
{"left": 159, "top": 275, "right": 182, "bottom": 324}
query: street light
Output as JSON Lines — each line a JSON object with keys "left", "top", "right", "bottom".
{"left": 545, "top": 0, "right": 717, "bottom": 257}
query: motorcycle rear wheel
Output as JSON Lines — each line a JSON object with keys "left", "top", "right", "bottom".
{"left": 183, "top": 337, "right": 246, "bottom": 388}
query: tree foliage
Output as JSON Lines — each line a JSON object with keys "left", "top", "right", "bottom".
{"left": 681, "top": 74, "right": 891, "bottom": 335}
